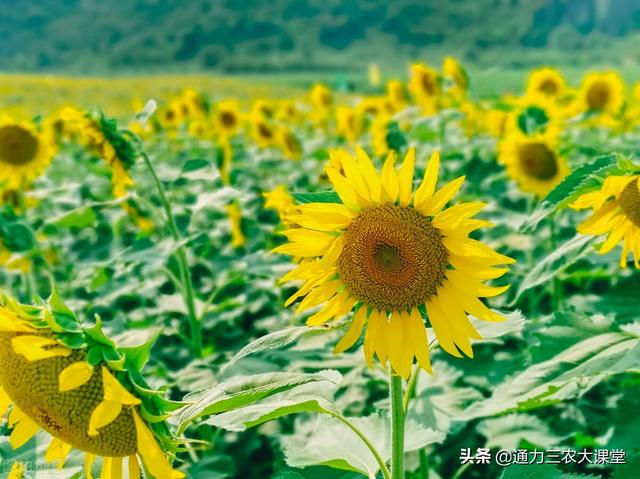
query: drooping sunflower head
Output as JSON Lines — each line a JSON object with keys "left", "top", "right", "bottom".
{"left": 442, "top": 56, "right": 469, "bottom": 91}
{"left": 274, "top": 147, "right": 514, "bottom": 378}
{"left": 276, "top": 126, "right": 303, "bottom": 160}
{"left": 251, "top": 115, "right": 275, "bottom": 148}
{"left": 579, "top": 72, "right": 625, "bottom": 115}
{"left": 526, "top": 67, "right": 566, "bottom": 100}
{"left": 386, "top": 80, "right": 407, "bottom": 111}
{"left": 0, "top": 293, "right": 185, "bottom": 478}
{"left": 499, "top": 131, "right": 569, "bottom": 197}
{"left": 409, "top": 63, "right": 440, "bottom": 113}
{"left": 572, "top": 174, "right": 640, "bottom": 268}
{"left": 0, "top": 117, "right": 55, "bottom": 190}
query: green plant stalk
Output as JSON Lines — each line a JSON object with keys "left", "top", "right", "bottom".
{"left": 390, "top": 373, "right": 405, "bottom": 479}
{"left": 548, "top": 217, "right": 561, "bottom": 311}
{"left": 141, "top": 152, "right": 202, "bottom": 357}
{"left": 325, "top": 411, "right": 391, "bottom": 479}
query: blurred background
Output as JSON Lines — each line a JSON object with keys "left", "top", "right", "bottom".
{"left": 2, "top": 0, "right": 640, "bottom": 94}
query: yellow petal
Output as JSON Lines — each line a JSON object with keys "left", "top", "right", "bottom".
{"left": 273, "top": 229, "right": 336, "bottom": 257}
{"left": 338, "top": 150, "right": 373, "bottom": 206}
{"left": 334, "top": 306, "right": 367, "bottom": 353}
{"left": 380, "top": 151, "right": 399, "bottom": 203}
{"left": 45, "top": 438, "right": 72, "bottom": 469}
{"left": 59, "top": 361, "right": 94, "bottom": 392}
{"left": 446, "top": 270, "right": 510, "bottom": 298}
{"left": 325, "top": 165, "right": 361, "bottom": 210}
{"left": 398, "top": 147, "right": 416, "bottom": 206}
{"left": 8, "top": 407, "right": 39, "bottom": 448}
{"left": 133, "top": 410, "right": 185, "bottom": 479}
{"left": 100, "top": 457, "right": 113, "bottom": 479}
{"left": 102, "top": 367, "right": 141, "bottom": 405}
{"left": 599, "top": 222, "right": 630, "bottom": 254}
{"left": 0, "top": 386, "right": 11, "bottom": 416}
{"left": 448, "top": 284, "right": 505, "bottom": 322}
{"left": 432, "top": 202, "right": 486, "bottom": 230}
{"left": 407, "top": 308, "right": 433, "bottom": 373}
{"left": 413, "top": 150, "right": 440, "bottom": 209}
{"left": 306, "top": 290, "right": 355, "bottom": 326}
{"left": 417, "top": 176, "right": 465, "bottom": 216}
{"left": 128, "top": 455, "right": 141, "bottom": 479}
{"left": 425, "top": 296, "right": 462, "bottom": 357}
{"left": 355, "top": 147, "right": 382, "bottom": 202}
{"left": 11, "top": 335, "right": 71, "bottom": 361}
{"left": 0, "top": 308, "right": 34, "bottom": 332}
{"left": 89, "top": 400, "right": 123, "bottom": 436}
{"left": 85, "top": 453, "right": 96, "bottom": 479}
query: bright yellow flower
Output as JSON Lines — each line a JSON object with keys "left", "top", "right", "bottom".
{"left": 409, "top": 63, "right": 440, "bottom": 114}
{"left": 0, "top": 299, "right": 184, "bottom": 479}
{"left": 251, "top": 115, "right": 276, "bottom": 148}
{"left": 215, "top": 100, "right": 241, "bottom": 138}
{"left": 499, "top": 131, "right": 569, "bottom": 197}
{"left": 226, "top": 203, "right": 246, "bottom": 248}
{"left": 263, "top": 185, "right": 296, "bottom": 226}
{"left": 485, "top": 108, "right": 510, "bottom": 138}
{"left": 336, "top": 107, "right": 363, "bottom": 143}
{"left": 274, "top": 148, "right": 513, "bottom": 378}
{"left": 276, "top": 126, "right": 303, "bottom": 160}
{"left": 0, "top": 117, "right": 55, "bottom": 190}
{"left": 572, "top": 175, "right": 640, "bottom": 268}
{"left": 526, "top": 67, "right": 566, "bottom": 100}
{"left": 386, "top": 80, "right": 407, "bottom": 112}
{"left": 579, "top": 72, "right": 625, "bottom": 115}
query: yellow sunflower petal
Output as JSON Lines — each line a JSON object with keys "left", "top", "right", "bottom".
{"left": 334, "top": 306, "right": 368, "bottom": 353}
{"left": 355, "top": 147, "right": 382, "bottom": 202}
{"left": 11, "top": 335, "right": 71, "bottom": 361}
{"left": 446, "top": 270, "right": 510, "bottom": 297}
{"left": 273, "top": 229, "right": 336, "bottom": 257}
{"left": 306, "top": 289, "right": 355, "bottom": 326}
{"left": 338, "top": 150, "right": 373, "bottom": 206}
{"left": 85, "top": 453, "right": 96, "bottom": 479}
{"left": 8, "top": 407, "right": 39, "bottom": 448}
{"left": 432, "top": 202, "right": 486, "bottom": 230}
{"left": 100, "top": 457, "right": 113, "bottom": 479}
{"left": 398, "top": 147, "right": 416, "bottom": 206}
{"left": 413, "top": 150, "right": 440, "bottom": 209}
{"left": 325, "top": 165, "right": 361, "bottom": 210}
{"left": 45, "top": 437, "right": 72, "bottom": 469}
{"left": 425, "top": 296, "right": 462, "bottom": 357}
{"left": 407, "top": 308, "right": 432, "bottom": 373}
{"left": 380, "top": 151, "right": 399, "bottom": 203}
{"left": 59, "top": 361, "right": 94, "bottom": 392}
{"left": 417, "top": 176, "right": 465, "bottom": 216}
{"left": 0, "top": 386, "right": 11, "bottom": 416}
{"left": 88, "top": 400, "right": 123, "bottom": 436}
{"left": 102, "top": 367, "right": 141, "bottom": 405}
{"left": 128, "top": 455, "right": 141, "bottom": 479}
{"left": 296, "top": 280, "right": 343, "bottom": 313}
{"left": 133, "top": 410, "right": 185, "bottom": 479}
{"left": 0, "top": 308, "right": 34, "bottom": 332}
{"left": 599, "top": 222, "right": 630, "bottom": 254}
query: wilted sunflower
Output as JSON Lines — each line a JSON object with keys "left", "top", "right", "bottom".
{"left": 579, "top": 72, "right": 625, "bottom": 115}
{"left": 409, "top": 64, "right": 440, "bottom": 114}
{"left": 572, "top": 175, "right": 640, "bottom": 268}
{"left": 526, "top": 67, "right": 566, "bottom": 100}
{"left": 0, "top": 294, "right": 184, "bottom": 478}
{"left": 274, "top": 148, "right": 513, "bottom": 378}
{"left": 0, "top": 117, "right": 55, "bottom": 190}
{"left": 499, "top": 131, "right": 569, "bottom": 197}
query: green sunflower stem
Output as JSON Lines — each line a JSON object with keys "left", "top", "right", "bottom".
{"left": 390, "top": 373, "right": 406, "bottom": 479}
{"left": 141, "top": 152, "right": 202, "bottom": 358}
{"left": 548, "top": 217, "right": 562, "bottom": 311}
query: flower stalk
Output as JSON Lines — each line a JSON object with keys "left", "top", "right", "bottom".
{"left": 390, "top": 373, "right": 405, "bottom": 479}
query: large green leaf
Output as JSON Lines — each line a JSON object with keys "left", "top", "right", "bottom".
{"left": 513, "top": 235, "right": 594, "bottom": 302}
{"left": 179, "top": 370, "right": 341, "bottom": 429}
{"left": 282, "top": 413, "right": 444, "bottom": 477}
{"left": 477, "top": 414, "right": 561, "bottom": 449}
{"left": 459, "top": 327, "right": 640, "bottom": 420}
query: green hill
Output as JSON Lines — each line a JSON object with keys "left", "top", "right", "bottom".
{"left": 3, "top": 0, "right": 640, "bottom": 73}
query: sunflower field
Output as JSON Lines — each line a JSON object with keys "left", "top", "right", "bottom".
{"left": 0, "top": 59, "right": 639, "bottom": 479}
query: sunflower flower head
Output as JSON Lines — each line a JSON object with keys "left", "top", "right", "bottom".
{"left": 215, "top": 100, "right": 241, "bottom": 138}
{"left": 572, "top": 174, "right": 640, "bottom": 268}
{"left": 0, "top": 291, "right": 185, "bottom": 478}
{"left": 579, "top": 72, "right": 625, "bottom": 117}
{"left": 499, "top": 130, "right": 569, "bottom": 197}
{"left": 0, "top": 116, "right": 55, "bottom": 191}
{"left": 526, "top": 67, "right": 566, "bottom": 100}
{"left": 409, "top": 63, "right": 440, "bottom": 114}
{"left": 274, "top": 147, "right": 514, "bottom": 378}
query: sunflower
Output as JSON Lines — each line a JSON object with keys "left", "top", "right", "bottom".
{"left": 442, "top": 57, "right": 469, "bottom": 104}
{"left": 499, "top": 131, "right": 569, "bottom": 197}
{"left": 263, "top": 185, "right": 296, "bottom": 226}
{"left": 215, "top": 100, "right": 241, "bottom": 138}
{"left": 251, "top": 115, "right": 275, "bottom": 148}
{"left": 579, "top": 72, "right": 625, "bottom": 115}
{"left": 526, "top": 68, "right": 566, "bottom": 100}
{"left": 336, "top": 107, "right": 363, "bottom": 143}
{"left": 572, "top": 175, "right": 640, "bottom": 268}
{"left": 226, "top": 203, "right": 246, "bottom": 248}
{"left": 273, "top": 147, "right": 513, "bottom": 378}
{"left": 159, "top": 102, "right": 184, "bottom": 129}
{"left": 506, "top": 95, "right": 563, "bottom": 139}
{"left": 310, "top": 84, "right": 333, "bottom": 127}
{"left": 409, "top": 63, "right": 440, "bottom": 114}
{"left": 0, "top": 117, "right": 55, "bottom": 190}
{"left": 0, "top": 295, "right": 184, "bottom": 478}
{"left": 386, "top": 80, "right": 407, "bottom": 112}
{"left": 60, "top": 109, "right": 136, "bottom": 198}
{"left": 276, "top": 126, "right": 303, "bottom": 160}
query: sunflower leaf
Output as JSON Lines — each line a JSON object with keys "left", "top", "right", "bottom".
{"left": 293, "top": 191, "right": 341, "bottom": 204}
